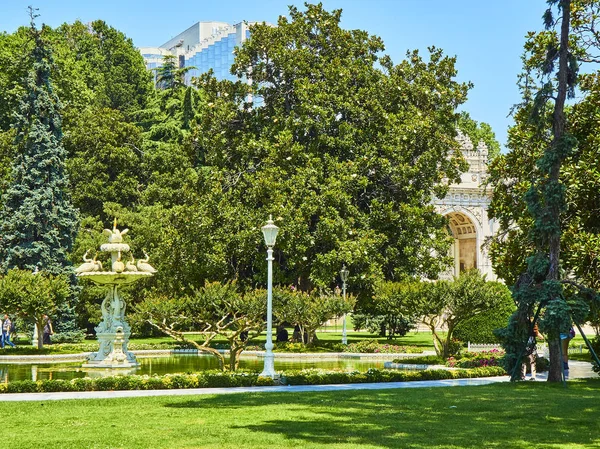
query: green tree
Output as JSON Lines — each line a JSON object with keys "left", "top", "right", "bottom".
{"left": 488, "top": 0, "right": 600, "bottom": 381}
{"left": 453, "top": 282, "right": 515, "bottom": 344}
{"left": 135, "top": 282, "right": 266, "bottom": 371}
{"left": 406, "top": 271, "right": 508, "bottom": 358}
{"left": 63, "top": 107, "right": 144, "bottom": 221}
{"left": 274, "top": 287, "right": 354, "bottom": 344}
{"left": 363, "top": 281, "right": 420, "bottom": 339}
{"left": 0, "top": 12, "right": 78, "bottom": 274}
{"left": 189, "top": 3, "right": 470, "bottom": 299}
{"left": 0, "top": 269, "right": 69, "bottom": 349}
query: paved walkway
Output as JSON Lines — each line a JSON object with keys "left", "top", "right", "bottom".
{"left": 0, "top": 361, "right": 595, "bottom": 402}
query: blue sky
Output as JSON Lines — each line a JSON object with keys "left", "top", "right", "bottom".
{"left": 1, "top": 0, "right": 545, "bottom": 149}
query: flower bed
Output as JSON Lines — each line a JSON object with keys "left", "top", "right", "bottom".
{"left": 343, "top": 339, "right": 423, "bottom": 354}
{"left": 446, "top": 349, "right": 505, "bottom": 369}
{"left": 0, "top": 366, "right": 506, "bottom": 394}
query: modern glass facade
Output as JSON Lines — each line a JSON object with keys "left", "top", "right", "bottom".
{"left": 140, "top": 23, "right": 254, "bottom": 85}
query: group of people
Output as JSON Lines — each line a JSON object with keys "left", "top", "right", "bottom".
{"left": 1, "top": 314, "right": 16, "bottom": 349}
{"left": 0, "top": 314, "right": 54, "bottom": 348}
{"left": 521, "top": 321, "right": 575, "bottom": 380}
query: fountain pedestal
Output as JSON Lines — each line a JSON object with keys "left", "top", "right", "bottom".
{"left": 79, "top": 273, "right": 152, "bottom": 368}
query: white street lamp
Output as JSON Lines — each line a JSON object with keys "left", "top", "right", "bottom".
{"left": 260, "top": 215, "right": 279, "bottom": 378}
{"left": 32, "top": 266, "right": 39, "bottom": 347}
{"left": 340, "top": 264, "right": 349, "bottom": 345}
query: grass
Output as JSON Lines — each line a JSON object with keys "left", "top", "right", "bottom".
{"left": 5, "top": 379, "right": 600, "bottom": 448}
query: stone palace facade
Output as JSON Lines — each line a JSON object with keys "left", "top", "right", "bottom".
{"left": 434, "top": 131, "right": 496, "bottom": 280}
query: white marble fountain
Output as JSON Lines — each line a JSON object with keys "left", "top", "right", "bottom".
{"left": 75, "top": 220, "right": 156, "bottom": 368}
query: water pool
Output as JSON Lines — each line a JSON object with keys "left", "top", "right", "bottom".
{"left": 0, "top": 354, "right": 389, "bottom": 383}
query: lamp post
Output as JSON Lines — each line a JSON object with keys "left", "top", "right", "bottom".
{"left": 32, "top": 266, "right": 39, "bottom": 347}
{"left": 260, "top": 215, "right": 279, "bottom": 378}
{"left": 340, "top": 264, "right": 349, "bottom": 345}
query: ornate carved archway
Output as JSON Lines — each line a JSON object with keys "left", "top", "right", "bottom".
{"left": 445, "top": 210, "right": 479, "bottom": 277}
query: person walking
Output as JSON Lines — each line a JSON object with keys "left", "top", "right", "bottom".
{"left": 42, "top": 314, "right": 53, "bottom": 345}
{"left": 521, "top": 323, "right": 542, "bottom": 380}
{"left": 1, "top": 314, "right": 16, "bottom": 348}
{"left": 560, "top": 326, "right": 576, "bottom": 370}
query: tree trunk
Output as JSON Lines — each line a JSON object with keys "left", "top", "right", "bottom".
{"left": 229, "top": 345, "right": 243, "bottom": 371}
{"left": 546, "top": 0, "right": 571, "bottom": 383}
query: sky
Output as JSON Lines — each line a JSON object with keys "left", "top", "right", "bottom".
{"left": 0, "top": 0, "right": 546, "bottom": 150}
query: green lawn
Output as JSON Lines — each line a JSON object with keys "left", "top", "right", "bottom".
{"left": 6, "top": 379, "right": 600, "bottom": 448}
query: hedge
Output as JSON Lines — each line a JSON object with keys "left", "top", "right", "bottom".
{"left": 0, "top": 366, "right": 506, "bottom": 394}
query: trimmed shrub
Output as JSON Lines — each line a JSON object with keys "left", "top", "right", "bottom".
{"left": 453, "top": 283, "right": 515, "bottom": 344}
{"left": 391, "top": 355, "right": 443, "bottom": 365}
{"left": 0, "top": 366, "right": 507, "bottom": 394}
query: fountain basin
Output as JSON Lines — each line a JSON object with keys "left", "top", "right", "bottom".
{"left": 77, "top": 272, "right": 152, "bottom": 285}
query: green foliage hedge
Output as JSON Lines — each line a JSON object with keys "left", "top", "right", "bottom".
{"left": 453, "top": 284, "right": 515, "bottom": 344}
{"left": 0, "top": 367, "right": 506, "bottom": 394}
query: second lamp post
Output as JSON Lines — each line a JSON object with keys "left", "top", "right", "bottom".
{"left": 260, "top": 215, "right": 279, "bottom": 378}
{"left": 340, "top": 264, "right": 349, "bottom": 345}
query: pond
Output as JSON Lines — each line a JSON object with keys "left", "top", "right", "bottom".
{"left": 0, "top": 354, "right": 389, "bottom": 383}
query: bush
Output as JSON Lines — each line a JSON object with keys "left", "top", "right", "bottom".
{"left": 273, "top": 341, "right": 346, "bottom": 353}
{"left": 446, "top": 349, "right": 505, "bottom": 368}
{"left": 50, "top": 330, "right": 87, "bottom": 344}
{"left": 453, "top": 283, "right": 515, "bottom": 344}
{"left": 391, "top": 355, "right": 444, "bottom": 365}
{"left": 0, "top": 366, "right": 508, "bottom": 394}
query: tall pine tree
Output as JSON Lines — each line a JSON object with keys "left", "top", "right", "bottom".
{"left": 0, "top": 9, "right": 78, "bottom": 275}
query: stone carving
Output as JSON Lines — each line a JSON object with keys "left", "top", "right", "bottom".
{"left": 112, "top": 251, "right": 125, "bottom": 273}
{"left": 463, "top": 206, "right": 483, "bottom": 227}
{"left": 125, "top": 254, "right": 138, "bottom": 272}
{"left": 136, "top": 251, "right": 157, "bottom": 273}
{"left": 74, "top": 250, "right": 103, "bottom": 273}
{"left": 103, "top": 218, "right": 129, "bottom": 243}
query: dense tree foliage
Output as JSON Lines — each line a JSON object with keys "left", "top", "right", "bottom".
{"left": 0, "top": 14, "right": 78, "bottom": 274}
{"left": 184, "top": 3, "right": 471, "bottom": 302}
{"left": 0, "top": 3, "right": 499, "bottom": 338}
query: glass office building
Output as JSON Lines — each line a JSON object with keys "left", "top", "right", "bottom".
{"left": 139, "top": 21, "right": 254, "bottom": 84}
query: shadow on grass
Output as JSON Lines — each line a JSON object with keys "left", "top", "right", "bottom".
{"left": 164, "top": 380, "right": 600, "bottom": 448}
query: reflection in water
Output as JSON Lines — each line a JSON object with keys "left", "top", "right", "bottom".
{"left": 0, "top": 355, "right": 388, "bottom": 383}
